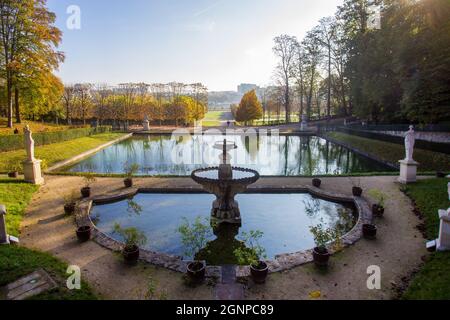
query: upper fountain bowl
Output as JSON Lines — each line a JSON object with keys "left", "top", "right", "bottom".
{"left": 213, "top": 140, "right": 237, "bottom": 152}
{"left": 191, "top": 167, "right": 260, "bottom": 185}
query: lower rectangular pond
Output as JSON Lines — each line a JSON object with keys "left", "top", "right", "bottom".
{"left": 90, "top": 193, "right": 357, "bottom": 262}
{"left": 63, "top": 134, "right": 394, "bottom": 176}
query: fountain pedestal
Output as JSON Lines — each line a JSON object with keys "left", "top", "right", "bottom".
{"left": 191, "top": 140, "right": 259, "bottom": 225}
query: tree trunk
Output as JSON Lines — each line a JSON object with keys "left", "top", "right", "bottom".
{"left": 14, "top": 87, "right": 21, "bottom": 123}
{"left": 327, "top": 48, "right": 331, "bottom": 118}
{"left": 285, "top": 79, "right": 290, "bottom": 123}
{"left": 66, "top": 103, "right": 72, "bottom": 125}
{"left": 6, "top": 73, "right": 13, "bottom": 128}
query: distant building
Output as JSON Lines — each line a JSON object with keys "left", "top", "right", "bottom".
{"left": 237, "top": 83, "right": 259, "bottom": 95}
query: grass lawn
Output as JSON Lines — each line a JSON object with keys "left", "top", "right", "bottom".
{"left": 402, "top": 178, "right": 450, "bottom": 300}
{"left": 0, "top": 132, "right": 126, "bottom": 172}
{"left": 0, "top": 246, "right": 97, "bottom": 300}
{"left": 0, "top": 179, "right": 38, "bottom": 236}
{"left": 325, "top": 132, "right": 450, "bottom": 172}
{"left": 0, "top": 179, "right": 97, "bottom": 300}
{"left": 0, "top": 118, "right": 69, "bottom": 136}
{"left": 201, "top": 111, "right": 234, "bottom": 127}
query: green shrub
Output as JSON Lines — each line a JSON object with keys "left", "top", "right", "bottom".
{"left": 0, "top": 126, "right": 111, "bottom": 152}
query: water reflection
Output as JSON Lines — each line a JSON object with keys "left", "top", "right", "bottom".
{"left": 65, "top": 134, "right": 393, "bottom": 176}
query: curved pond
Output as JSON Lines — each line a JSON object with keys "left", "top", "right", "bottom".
{"left": 63, "top": 134, "right": 394, "bottom": 176}
{"left": 90, "top": 193, "right": 357, "bottom": 262}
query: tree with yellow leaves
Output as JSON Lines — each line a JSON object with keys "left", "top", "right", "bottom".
{"left": 0, "top": 0, "right": 64, "bottom": 127}
{"left": 235, "top": 90, "right": 263, "bottom": 125}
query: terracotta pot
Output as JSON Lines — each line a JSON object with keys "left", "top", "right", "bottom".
{"left": 312, "top": 247, "right": 330, "bottom": 268}
{"left": 187, "top": 261, "right": 206, "bottom": 282}
{"left": 123, "top": 245, "right": 140, "bottom": 265}
{"left": 250, "top": 261, "right": 269, "bottom": 284}
{"left": 352, "top": 187, "right": 363, "bottom": 197}
{"left": 8, "top": 171, "right": 18, "bottom": 178}
{"left": 81, "top": 187, "right": 91, "bottom": 198}
{"left": 64, "top": 203, "right": 76, "bottom": 215}
{"left": 124, "top": 178, "right": 133, "bottom": 188}
{"left": 436, "top": 171, "right": 446, "bottom": 178}
{"left": 372, "top": 204, "right": 385, "bottom": 217}
{"left": 76, "top": 226, "right": 91, "bottom": 242}
{"left": 312, "top": 178, "right": 322, "bottom": 188}
{"left": 363, "top": 224, "right": 377, "bottom": 240}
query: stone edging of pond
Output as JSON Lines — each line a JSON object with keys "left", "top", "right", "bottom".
{"left": 75, "top": 185, "right": 372, "bottom": 278}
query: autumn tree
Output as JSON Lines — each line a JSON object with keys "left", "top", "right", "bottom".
{"left": 0, "top": 0, "right": 64, "bottom": 127}
{"left": 235, "top": 90, "right": 263, "bottom": 125}
{"left": 73, "top": 83, "right": 93, "bottom": 125}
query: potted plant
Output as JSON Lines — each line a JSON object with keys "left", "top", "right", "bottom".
{"left": 7, "top": 161, "right": 20, "bottom": 178}
{"left": 368, "top": 189, "right": 387, "bottom": 217}
{"left": 81, "top": 173, "right": 96, "bottom": 198}
{"left": 177, "top": 217, "right": 213, "bottom": 282}
{"left": 234, "top": 230, "right": 268, "bottom": 284}
{"left": 309, "top": 223, "right": 338, "bottom": 268}
{"left": 312, "top": 178, "right": 322, "bottom": 188}
{"left": 76, "top": 225, "right": 92, "bottom": 242}
{"left": 63, "top": 190, "right": 79, "bottom": 215}
{"left": 113, "top": 223, "right": 148, "bottom": 265}
{"left": 436, "top": 171, "right": 446, "bottom": 178}
{"left": 350, "top": 178, "right": 363, "bottom": 197}
{"left": 123, "top": 162, "right": 139, "bottom": 188}
{"left": 362, "top": 224, "right": 377, "bottom": 240}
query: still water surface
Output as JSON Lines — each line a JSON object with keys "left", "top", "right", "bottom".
{"left": 65, "top": 134, "right": 393, "bottom": 175}
{"left": 91, "top": 193, "right": 357, "bottom": 260}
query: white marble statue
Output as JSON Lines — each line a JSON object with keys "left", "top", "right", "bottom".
{"left": 24, "top": 125, "right": 35, "bottom": 161}
{"left": 300, "top": 114, "right": 309, "bottom": 131}
{"left": 143, "top": 115, "right": 150, "bottom": 131}
{"left": 404, "top": 125, "right": 415, "bottom": 161}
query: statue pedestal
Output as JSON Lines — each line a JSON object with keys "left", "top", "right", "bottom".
{"left": 300, "top": 115, "right": 309, "bottom": 132}
{"left": 23, "top": 159, "right": 44, "bottom": 185}
{"left": 398, "top": 159, "right": 419, "bottom": 184}
{"left": 436, "top": 209, "right": 450, "bottom": 251}
{"left": 0, "top": 204, "right": 9, "bottom": 244}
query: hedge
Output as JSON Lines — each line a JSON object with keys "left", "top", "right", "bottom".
{"left": 0, "top": 126, "right": 112, "bottom": 152}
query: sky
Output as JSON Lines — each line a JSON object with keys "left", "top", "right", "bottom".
{"left": 47, "top": 0, "right": 343, "bottom": 91}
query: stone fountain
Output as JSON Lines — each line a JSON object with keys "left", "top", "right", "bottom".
{"left": 191, "top": 139, "right": 260, "bottom": 225}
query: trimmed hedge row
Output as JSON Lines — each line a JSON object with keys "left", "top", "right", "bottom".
{"left": 0, "top": 126, "right": 112, "bottom": 152}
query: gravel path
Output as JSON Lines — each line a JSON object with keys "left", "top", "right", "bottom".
{"left": 20, "top": 175, "right": 427, "bottom": 300}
